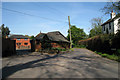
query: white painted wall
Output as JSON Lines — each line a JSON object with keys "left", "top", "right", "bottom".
{"left": 102, "top": 17, "right": 120, "bottom": 34}
{"left": 114, "top": 17, "right": 120, "bottom": 34}
{"left": 102, "top": 21, "right": 114, "bottom": 34}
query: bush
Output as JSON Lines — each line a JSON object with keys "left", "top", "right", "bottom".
{"left": 111, "top": 30, "right": 120, "bottom": 49}
{"left": 73, "top": 44, "right": 86, "bottom": 48}
{"left": 79, "top": 34, "right": 114, "bottom": 54}
{"left": 101, "top": 54, "right": 108, "bottom": 57}
{"left": 70, "top": 48, "right": 74, "bottom": 51}
{"left": 51, "top": 48, "right": 66, "bottom": 51}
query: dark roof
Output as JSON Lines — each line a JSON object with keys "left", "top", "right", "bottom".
{"left": 36, "top": 33, "right": 46, "bottom": 40}
{"left": 9, "top": 35, "right": 29, "bottom": 39}
{"left": 101, "top": 14, "right": 120, "bottom": 26}
{"left": 36, "top": 31, "right": 70, "bottom": 43}
{"left": 47, "top": 31, "right": 70, "bottom": 43}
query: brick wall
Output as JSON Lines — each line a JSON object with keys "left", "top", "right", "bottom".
{"left": 35, "top": 41, "right": 70, "bottom": 51}
{"left": 13, "top": 38, "right": 31, "bottom": 50}
{"left": 2, "top": 38, "right": 16, "bottom": 57}
{"left": 51, "top": 43, "right": 70, "bottom": 49}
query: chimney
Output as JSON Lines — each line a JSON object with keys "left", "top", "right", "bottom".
{"left": 5, "top": 35, "right": 8, "bottom": 38}
{"left": 111, "top": 10, "right": 116, "bottom": 19}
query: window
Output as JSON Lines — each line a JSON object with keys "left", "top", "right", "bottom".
{"left": 109, "top": 22, "right": 111, "bottom": 29}
{"left": 17, "top": 43, "right": 21, "bottom": 45}
{"left": 24, "top": 39, "right": 28, "bottom": 40}
{"left": 24, "top": 43, "right": 28, "bottom": 45}
{"left": 103, "top": 25, "right": 105, "bottom": 31}
{"left": 17, "top": 39, "right": 21, "bottom": 40}
{"left": 118, "top": 19, "right": 120, "bottom": 29}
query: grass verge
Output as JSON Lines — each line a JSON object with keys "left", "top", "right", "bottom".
{"left": 94, "top": 51, "right": 119, "bottom": 62}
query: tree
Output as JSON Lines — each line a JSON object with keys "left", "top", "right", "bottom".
{"left": 89, "top": 17, "right": 103, "bottom": 37}
{"left": 25, "top": 35, "right": 30, "bottom": 38}
{"left": 101, "top": 1, "right": 120, "bottom": 15}
{"left": 30, "top": 35, "right": 35, "bottom": 40}
{"left": 67, "top": 25, "right": 87, "bottom": 45}
{"left": 0, "top": 24, "right": 10, "bottom": 38}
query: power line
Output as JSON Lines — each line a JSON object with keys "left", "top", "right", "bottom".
{"left": 32, "top": 3, "right": 67, "bottom": 18}
{"left": 2, "top": 7, "right": 68, "bottom": 23}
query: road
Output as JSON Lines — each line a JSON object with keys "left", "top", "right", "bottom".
{"left": 2, "top": 48, "right": 118, "bottom": 78}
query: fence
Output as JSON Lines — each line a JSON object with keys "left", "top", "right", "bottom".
{"left": 30, "top": 40, "right": 35, "bottom": 52}
{"left": 2, "top": 38, "right": 16, "bottom": 57}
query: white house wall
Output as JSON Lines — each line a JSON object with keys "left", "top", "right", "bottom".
{"left": 114, "top": 17, "right": 120, "bottom": 34}
{"left": 102, "top": 21, "right": 114, "bottom": 34}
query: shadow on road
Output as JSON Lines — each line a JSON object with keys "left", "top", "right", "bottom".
{"left": 2, "top": 54, "right": 59, "bottom": 78}
{"left": 2, "top": 48, "right": 118, "bottom": 78}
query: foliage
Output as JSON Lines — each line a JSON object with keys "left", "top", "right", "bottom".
{"left": 111, "top": 30, "right": 120, "bottom": 49}
{"left": 95, "top": 51, "right": 119, "bottom": 61}
{"left": 89, "top": 17, "right": 103, "bottom": 37}
{"left": 30, "top": 35, "right": 35, "bottom": 40}
{"left": 79, "top": 30, "right": 120, "bottom": 61}
{"left": 25, "top": 35, "right": 35, "bottom": 40}
{"left": 51, "top": 47, "right": 66, "bottom": 51}
{"left": 25, "top": 35, "right": 30, "bottom": 38}
{"left": 0, "top": 24, "right": 10, "bottom": 38}
{"left": 73, "top": 43, "right": 86, "bottom": 48}
{"left": 79, "top": 30, "right": 120, "bottom": 54}
{"left": 67, "top": 25, "right": 87, "bottom": 45}
{"left": 70, "top": 48, "right": 74, "bottom": 51}
{"left": 101, "top": 1, "right": 120, "bottom": 14}
{"left": 79, "top": 34, "right": 112, "bottom": 54}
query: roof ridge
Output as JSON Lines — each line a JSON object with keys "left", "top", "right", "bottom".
{"left": 47, "top": 31, "right": 60, "bottom": 33}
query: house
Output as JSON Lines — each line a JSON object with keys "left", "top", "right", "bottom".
{"left": 9, "top": 35, "right": 31, "bottom": 50}
{"left": 101, "top": 11, "right": 120, "bottom": 34}
{"left": 35, "top": 31, "right": 70, "bottom": 51}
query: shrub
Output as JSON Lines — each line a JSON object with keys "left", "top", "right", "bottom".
{"left": 101, "top": 54, "right": 108, "bottom": 57}
{"left": 70, "top": 48, "right": 74, "bottom": 51}
{"left": 51, "top": 48, "right": 66, "bottom": 51}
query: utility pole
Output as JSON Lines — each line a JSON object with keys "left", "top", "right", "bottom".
{"left": 68, "top": 16, "right": 72, "bottom": 48}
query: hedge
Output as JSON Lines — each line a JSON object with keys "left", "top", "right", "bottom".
{"left": 78, "top": 31, "right": 120, "bottom": 55}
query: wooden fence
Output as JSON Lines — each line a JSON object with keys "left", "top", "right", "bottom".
{"left": 2, "top": 38, "right": 16, "bottom": 57}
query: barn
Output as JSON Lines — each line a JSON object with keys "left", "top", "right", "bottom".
{"left": 35, "top": 31, "right": 70, "bottom": 51}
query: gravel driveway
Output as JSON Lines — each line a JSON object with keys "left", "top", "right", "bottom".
{"left": 2, "top": 48, "right": 118, "bottom": 78}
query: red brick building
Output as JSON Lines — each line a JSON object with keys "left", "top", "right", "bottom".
{"left": 35, "top": 31, "right": 70, "bottom": 51}
{"left": 10, "top": 35, "right": 31, "bottom": 50}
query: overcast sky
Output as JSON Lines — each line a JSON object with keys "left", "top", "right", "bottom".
{"left": 2, "top": 2, "right": 110, "bottom": 36}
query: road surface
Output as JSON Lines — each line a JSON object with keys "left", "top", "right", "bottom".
{"left": 2, "top": 48, "right": 118, "bottom": 78}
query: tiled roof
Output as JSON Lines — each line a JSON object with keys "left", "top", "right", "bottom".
{"left": 101, "top": 14, "right": 120, "bottom": 26}
{"left": 36, "top": 31, "right": 70, "bottom": 43}
{"left": 9, "top": 35, "right": 29, "bottom": 39}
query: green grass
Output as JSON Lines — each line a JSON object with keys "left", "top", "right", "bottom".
{"left": 94, "top": 51, "right": 119, "bottom": 61}
{"left": 70, "top": 48, "right": 74, "bottom": 51}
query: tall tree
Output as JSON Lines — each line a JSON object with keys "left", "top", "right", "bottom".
{"left": 89, "top": 17, "right": 103, "bottom": 37}
{"left": 101, "top": 1, "right": 120, "bottom": 14}
{"left": 0, "top": 24, "right": 10, "bottom": 38}
{"left": 67, "top": 25, "right": 87, "bottom": 45}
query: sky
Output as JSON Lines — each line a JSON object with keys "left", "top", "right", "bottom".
{"left": 2, "top": 2, "right": 110, "bottom": 37}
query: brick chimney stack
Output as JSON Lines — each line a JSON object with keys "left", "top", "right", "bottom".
{"left": 111, "top": 10, "right": 116, "bottom": 19}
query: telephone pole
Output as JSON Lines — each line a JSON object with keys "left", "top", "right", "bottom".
{"left": 68, "top": 16, "right": 72, "bottom": 48}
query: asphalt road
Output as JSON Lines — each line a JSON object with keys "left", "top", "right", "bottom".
{"left": 2, "top": 48, "right": 118, "bottom": 78}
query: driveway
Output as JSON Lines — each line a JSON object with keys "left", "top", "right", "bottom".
{"left": 2, "top": 48, "right": 118, "bottom": 78}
